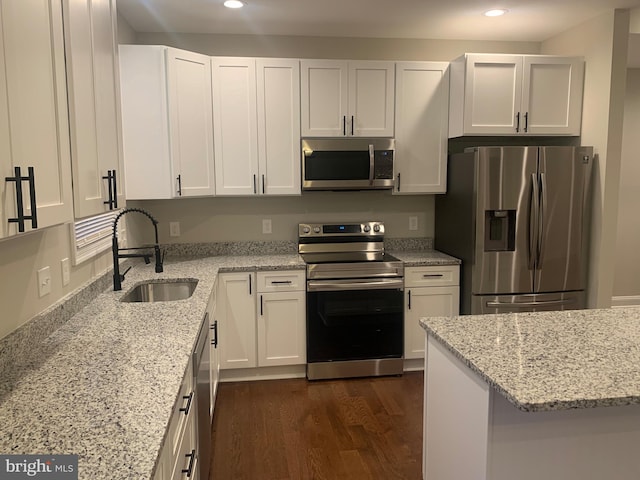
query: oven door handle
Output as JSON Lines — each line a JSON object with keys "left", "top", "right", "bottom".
{"left": 307, "top": 278, "right": 404, "bottom": 292}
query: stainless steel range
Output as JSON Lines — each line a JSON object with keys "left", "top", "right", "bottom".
{"left": 299, "top": 221, "right": 404, "bottom": 380}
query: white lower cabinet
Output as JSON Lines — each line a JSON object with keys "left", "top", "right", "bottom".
{"left": 404, "top": 265, "right": 460, "bottom": 360}
{"left": 154, "top": 357, "right": 196, "bottom": 480}
{"left": 209, "top": 286, "right": 220, "bottom": 418}
{"left": 218, "top": 270, "right": 306, "bottom": 371}
{"left": 256, "top": 271, "right": 306, "bottom": 367}
{"left": 217, "top": 272, "right": 257, "bottom": 369}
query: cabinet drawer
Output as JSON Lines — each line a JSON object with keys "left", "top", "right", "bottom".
{"left": 257, "top": 270, "right": 305, "bottom": 292}
{"left": 167, "top": 359, "right": 193, "bottom": 465}
{"left": 405, "top": 265, "right": 459, "bottom": 288}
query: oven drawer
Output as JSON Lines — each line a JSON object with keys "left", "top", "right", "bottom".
{"left": 257, "top": 270, "right": 305, "bottom": 292}
{"left": 405, "top": 265, "right": 459, "bottom": 288}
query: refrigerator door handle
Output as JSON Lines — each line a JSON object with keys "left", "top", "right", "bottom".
{"left": 538, "top": 172, "right": 547, "bottom": 266}
{"left": 486, "top": 299, "right": 575, "bottom": 308}
{"left": 528, "top": 173, "right": 539, "bottom": 270}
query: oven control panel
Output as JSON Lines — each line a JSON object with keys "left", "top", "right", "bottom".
{"left": 298, "top": 222, "right": 385, "bottom": 237}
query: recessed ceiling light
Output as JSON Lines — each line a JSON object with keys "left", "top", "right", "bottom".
{"left": 484, "top": 9, "right": 508, "bottom": 17}
{"left": 224, "top": 0, "right": 245, "bottom": 8}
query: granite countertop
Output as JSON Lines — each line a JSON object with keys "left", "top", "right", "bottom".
{"left": 0, "top": 246, "right": 457, "bottom": 480}
{"left": 0, "top": 253, "right": 303, "bottom": 480}
{"left": 390, "top": 250, "right": 461, "bottom": 266}
{"left": 420, "top": 308, "right": 640, "bottom": 413}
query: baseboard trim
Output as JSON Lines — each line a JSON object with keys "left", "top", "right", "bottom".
{"left": 611, "top": 295, "right": 640, "bottom": 308}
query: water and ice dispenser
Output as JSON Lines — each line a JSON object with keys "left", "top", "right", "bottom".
{"left": 484, "top": 210, "right": 516, "bottom": 251}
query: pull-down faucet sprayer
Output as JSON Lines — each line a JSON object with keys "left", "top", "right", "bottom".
{"left": 112, "top": 208, "right": 164, "bottom": 291}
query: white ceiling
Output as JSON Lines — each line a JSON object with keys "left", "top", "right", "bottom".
{"left": 117, "top": 0, "right": 639, "bottom": 42}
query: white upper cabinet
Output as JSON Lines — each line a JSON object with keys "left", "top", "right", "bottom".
{"left": 449, "top": 53, "right": 584, "bottom": 137}
{"left": 301, "top": 60, "right": 394, "bottom": 137}
{"left": 212, "top": 57, "right": 259, "bottom": 196}
{"left": 119, "top": 45, "right": 215, "bottom": 199}
{"left": 393, "top": 62, "right": 449, "bottom": 194}
{"left": 256, "top": 59, "right": 301, "bottom": 195}
{"left": 0, "top": 0, "right": 73, "bottom": 239}
{"left": 213, "top": 57, "right": 301, "bottom": 196}
{"left": 63, "top": 0, "right": 125, "bottom": 218}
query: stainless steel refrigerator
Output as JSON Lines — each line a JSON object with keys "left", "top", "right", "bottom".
{"left": 435, "top": 146, "right": 592, "bottom": 314}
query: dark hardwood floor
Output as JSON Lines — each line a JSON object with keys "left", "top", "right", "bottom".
{"left": 210, "top": 372, "right": 424, "bottom": 480}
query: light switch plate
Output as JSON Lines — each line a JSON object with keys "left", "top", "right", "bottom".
{"left": 169, "top": 222, "right": 180, "bottom": 237}
{"left": 262, "top": 219, "right": 272, "bottom": 234}
{"left": 409, "top": 216, "right": 418, "bottom": 231}
{"left": 37, "top": 266, "right": 51, "bottom": 297}
{"left": 61, "top": 258, "right": 70, "bottom": 286}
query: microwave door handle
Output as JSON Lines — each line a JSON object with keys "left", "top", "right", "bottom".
{"left": 369, "top": 144, "right": 374, "bottom": 186}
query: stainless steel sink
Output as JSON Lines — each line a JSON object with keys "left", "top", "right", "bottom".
{"left": 120, "top": 280, "right": 198, "bottom": 303}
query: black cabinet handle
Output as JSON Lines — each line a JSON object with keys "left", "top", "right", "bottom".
{"left": 524, "top": 112, "right": 529, "bottom": 133}
{"left": 516, "top": 112, "right": 520, "bottom": 133}
{"left": 396, "top": 173, "right": 401, "bottom": 192}
{"left": 211, "top": 320, "right": 218, "bottom": 347}
{"left": 177, "top": 174, "right": 182, "bottom": 196}
{"left": 343, "top": 116, "right": 346, "bottom": 136}
{"left": 179, "top": 392, "right": 193, "bottom": 415}
{"left": 6, "top": 166, "right": 38, "bottom": 232}
{"left": 408, "top": 290, "right": 412, "bottom": 310}
{"left": 351, "top": 115, "right": 354, "bottom": 135}
{"left": 423, "top": 274, "right": 444, "bottom": 278}
{"left": 182, "top": 449, "right": 196, "bottom": 477}
{"left": 248, "top": 274, "right": 252, "bottom": 295}
{"left": 253, "top": 174, "right": 257, "bottom": 194}
{"left": 112, "top": 170, "right": 118, "bottom": 209}
{"left": 262, "top": 174, "right": 265, "bottom": 194}
{"left": 102, "top": 170, "right": 118, "bottom": 210}
{"left": 260, "top": 295, "right": 263, "bottom": 316}
{"left": 271, "top": 280, "right": 292, "bottom": 285}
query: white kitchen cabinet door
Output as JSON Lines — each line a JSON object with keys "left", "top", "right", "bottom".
{"left": 300, "top": 60, "right": 348, "bottom": 137}
{"left": 120, "top": 46, "right": 214, "bottom": 199}
{"left": 256, "top": 58, "right": 301, "bottom": 195}
{"left": 212, "top": 57, "right": 259, "bottom": 196}
{"left": 405, "top": 286, "right": 459, "bottom": 360}
{"left": 0, "top": 0, "right": 73, "bottom": 239}
{"left": 522, "top": 56, "right": 584, "bottom": 135}
{"left": 218, "top": 273, "right": 257, "bottom": 369}
{"left": 394, "top": 62, "right": 449, "bottom": 194}
{"left": 167, "top": 48, "right": 215, "bottom": 197}
{"left": 209, "top": 290, "right": 220, "bottom": 419}
{"left": 348, "top": 61, "right": 395, "bottom": 137}
{"left": 257, "top": 291, "right": 306, "bottom": 367}
{"left": 460, "top": 54, "right": 522, "bottom": 135}
{"left": 63, "top": 0, "right": 125, "bottom": 219}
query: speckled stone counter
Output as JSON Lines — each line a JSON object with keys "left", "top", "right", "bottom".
{"left": 420, "top": 308, "right": 640, "bottom": 412}
{"left": 390, "top": 249, "right": 461, "bottom": 266}
{"left": 0, "top": 253, "right": 303, "bottom": 480}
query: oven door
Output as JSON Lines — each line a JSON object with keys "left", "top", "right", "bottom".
{"left": 306, "top": 278, "right": 404, "bottom": 364}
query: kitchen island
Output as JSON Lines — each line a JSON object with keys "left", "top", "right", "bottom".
{"left": 420, "top": 308, "right": 640, "bottom": 480}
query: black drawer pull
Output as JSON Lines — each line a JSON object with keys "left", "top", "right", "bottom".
{"left": 422, "top": 274, "right": 444, "bottom": 278}
{"left": 182, "top": 449, "right": 196, "bottom": 477}
{"left": 271, "top": 280, "right": 292, "bottom": 285}
{"left": 179, "top": 392, "right": 193, "bottom": 415}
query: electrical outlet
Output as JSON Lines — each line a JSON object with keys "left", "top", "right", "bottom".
{"left": 262, "top": 219, "right": 272, "bottom": 234}
{"left": 37, "top": 266, "right": 51, "bottom": 297}
{"left": 169, "top": 222, "right": 180, "bottom": 237}
{"left": 409, "top": 216, "right": 418, "bottom": 231}
{"left": 61, "top": 258, "right": 70, "bottom": 286}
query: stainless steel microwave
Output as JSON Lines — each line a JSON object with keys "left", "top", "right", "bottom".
{"left": 301, "top": 138, "right": 395, "bottom": 191}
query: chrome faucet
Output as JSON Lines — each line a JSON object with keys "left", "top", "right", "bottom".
{"left": 112, "top": 208, "right": 164, "bottom": 291}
